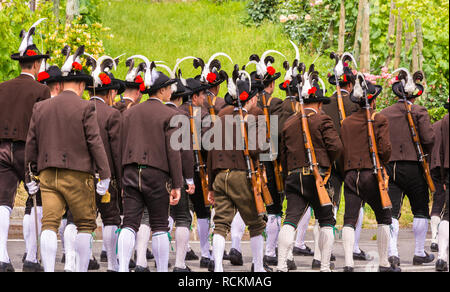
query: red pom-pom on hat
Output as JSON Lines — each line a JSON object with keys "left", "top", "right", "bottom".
{"left": 134, "top": 75, "right": 144, "bottom": 84}
{"left": 267, "top": 66, "right": 276, "bottom": 76}
{"left": 37, "top": 71, "right": 50, "bottom": 82}
{"left": 99, "top": 73, "right": 111, "bottom": 85}
{"left": 26, "top": 50, "right": 37, "bottom": 56}
{"left": 417, "top": 90, "right": 423, "bottom": 96}
{"left": 308, "top": 87, "right": 317, "bottom": 95}
{"left": 240, "top": 91, "right": 249, "bottom": 101}
{"left": 139, "top": 82, "right": 146, "bottom": 92}
{"left": 207, "top": 72, "right": 217, "bottom": 84}
{"left": 282, "top": 80, "right": 291, "bottom": 88}
{"left": 72, "top": 62, "right": 82, "bottom": 71}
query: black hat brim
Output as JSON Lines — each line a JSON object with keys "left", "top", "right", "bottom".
{"left": 39, "top": 76, "right": 63, "bottom": 85}
{"left": 392, "top": 82, "right": 425, "bottom": 99}
{"left": 328, "top": 74, "right": 354, "bottom": 87}
{"left": 61, "top": 74, "right": 93, "bottom": 84}
{"left": 303, "top": 96, "right": 331, "bottom": 105}
{"left": 11, "top": 53, "right": 49, "bottom": 62}
{"left": 145, "top": 79, "right": 177, "bottom": 95}
{"left": 224, "top": 88, "right": 259, "bottom": 107}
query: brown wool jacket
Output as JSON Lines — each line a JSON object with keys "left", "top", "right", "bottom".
{"left": 280, "top": 109, "right": 342, "bottom": 175}
{"left": 322, "top": 90, "right": 360, "bottom": 135}
{"left": 278, "top": 97, "right": 298, "bottom": 134}
{"left": 207, "top": 105, "right": 265, "bottom": 190}
{"left": 340, "top": 108, "right": 392, "bottom": 172}
{"left": 25, "top": 90, "right": 111, "bottom": 180}
{"left": 430, "top": 119, "right": 443, "bottom": 170}
{"left": 0, "top": 74, "right": 51, "bottom": 142}
{"left": 440, "top": 114, "right": 449, "bottom": 170}
{"left": 90, "top": 98, "right": 122, "bottom": 186}
{"left": 380, "top": 102, "right": 435, "bottom": 162}
{"left": 121, "top": 98, "right": 183, "bottom": 188}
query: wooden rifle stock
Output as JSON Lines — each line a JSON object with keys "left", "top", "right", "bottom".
{"left": 365, "top": 105, "right": 392, "bottom": 209}
{"left": 257, "top": 162, "right": 274, "bottom": 206}
{"left": 188, "top": 102, "right": 211, "bottom": 207}
{"left": 335, "top": 80, "right": 347, "bottom": 125}
{"left": 207, "top": 92, "right": 217, "bottom": 122}
{"left": 404, "top": 101, "right": 436, "bottom": 193}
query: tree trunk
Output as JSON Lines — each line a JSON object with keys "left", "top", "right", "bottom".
{"left": 411, "top": 25, "right": 419, "bottom": 73}
{"left": 404, "top": 21, "right": 413, "bottom": 65}
{"left": 384, "top": 0, "right": 396, "bottom": 68}
{"left": 327, "top": 20, "right": 335, "bottom": 49}
{"left": 353, "top": 0, "right": 364, "bottom": 61}
{"left": 360, "top": 0, "right": 370, "bottom": 72}
{"left": 338, "top": 0, "right": 346, "bottom": 54}
{"left": 393, "top": 9, "right": 403, "bottom": 70}
{"left": 414, "top": 18, "right": 427, "bottom": 98}
{"left": 53, "top": 0, "right": 60, "bottom": 23}
{"left": 66, "top": 0, "right": 80, "bottom": 24}
{"left": 30, "top": 0, "right": 36, "bottom": 11}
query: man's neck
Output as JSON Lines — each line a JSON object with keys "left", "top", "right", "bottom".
{"left": 64, "top": 88, "right": 80, "bottom": 96}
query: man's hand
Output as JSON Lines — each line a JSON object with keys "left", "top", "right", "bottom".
{"left": 97, "top": 178, "right": 111, "bottom": 196}
{"left": 186, "top": 184, "right": 195, "bottom": 195}
{"left": 26, "top": 181, "right": 39, "bottom": 195}
{"left": 170, "top": 188, "right": 181, "bottom": 206}
{"left": 208, "top": 191, "right": 215, "bottom": 205}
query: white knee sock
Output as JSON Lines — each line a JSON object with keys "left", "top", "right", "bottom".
{"left": 413, "top": 217, "right": 429, "bottom": 257}
{"left": 197, "top": 218, "right": 211, "bottom": 258}
{"left": 295, "top": 209, "right": 311, "bottom": 249}
{"left": 0, "top": 206, "right": 11, "bottom": 263}
{"left": 213, "top": 234, "right": 225, "bottom": 272}
{"left": 118, "top": 228, "right": 135, "bottom": 272}
{"left": 265, "top": 215, "right": 281, "bottom": 257}
{"left": 40, "top": 229, "right": 57, "bottom": 272}
{"left": 152, "top": 231, "right": 170, "bottom": 272}
{"left": 319, "top": 226, "right": 334, "bottom": 272}
{"left": 63, "top": 224, "right": 77, "bottom": 272}
{"left": 231, "top": 212, "right": 245, "bottom": 252}
{"left": 22, "top": 214, "right": 31, "bottom": 257}
{"left": 175, "top": 226, "right": 190, "bottom": 269}
{"left": 342, "top": 226, "right": 355, "bottom": 268}
{"left": 75, "top": 232, "right": 92, "bottom": 272}
{"left": 135, "top": 224, "right": 151, "bottom": 268}
{"left": 59, "top": 219, "right": 67, "bottom": 254}
{"left": 389, "top": 218, "right": 399, "bottom": 257}
{"left": 430, "top": 216, "right": 441, "bottom": 245}
{"left": 438, "top": 220, "right": 449, "bottom": 261}
{"left": 313, "top": 220, "right": 321, "bottom": 261}
{"left": 277, "top": 224, "right": 296, "bottom": 272}
{"left": 251, "top": 235, "right": 265, "bottom": 272}
{"left": 103, "top": 225, "right": 119, "bottom": 271}
{"left": 353, "top": 207, "right": 364, "bottom": 253}
{"left": 26, "top": 206, "right": 42, "bottom": 263}
{"left": 378, "top": 224, "right": 390, "bottom": 268}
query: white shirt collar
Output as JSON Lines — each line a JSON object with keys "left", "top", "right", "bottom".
{"left": 165, "top": 102, "right": 177, "bottom": 107}
{"left": 234, "top": 107, "right": 248, "bottom": 113}
{"left": 21, "top": 72, "right": 36, "bottom": 80}
{"left": 398, "top": 99, "right": 413, "bottom": 105}
{"left": 149, "top": 97, "right": 163, "bottom": 104}
{"left": 122, "top": 97, "right": 134, "bottom": 103}
{"left": 304, "top": 107, "right": 318, "bottom": 114}
{"left": 90, "top": 96, "right": 106, "bottom": 103}
{"left": 332, "top": 89, "right": 349, "bottom": 95}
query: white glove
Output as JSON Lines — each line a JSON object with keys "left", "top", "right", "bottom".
{"left": 26, "top": 181, "right": 40, "bottom": 195}
{"left": 96, "top": 178, "right": 110, "bottom": 196}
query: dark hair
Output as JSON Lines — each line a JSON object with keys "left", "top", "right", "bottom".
{"left": 19, "top": 60, "right": 38, "bottom": 70}
{"left": 47, "top": 82, "right": 61, "bottom": 92}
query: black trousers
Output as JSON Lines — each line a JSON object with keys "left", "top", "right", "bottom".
{"left": 170, "top": 186, "right": 192, "bottom": 229}
{"left": 431, "top": 168, "right": 446, "bottom": 217}
{"left": 121, "top": 164, "right": 170, "bottom": 233}
{"left": 189, "top": 172, "right": 211, "bottom": 219}
{"left": 264, "top": 161, "right": 284, "bottom": 216}
{"left": 442, "top": 170, "right": 449, "bottom": 222}
{"left": 386, "top": 161, "right": 430, "bottom": 219}
{"left": 343, "top": 170, "right": 392, "bottom": 228}
{"left": 283, "top": 172, "right": 335, "bottom": 228}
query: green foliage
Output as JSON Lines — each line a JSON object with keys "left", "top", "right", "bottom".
{"left": 429, "top": 107, "right": 448, "bottom": 124}
{"left": 244, "top": 0, "right": 280, "bottom": 26}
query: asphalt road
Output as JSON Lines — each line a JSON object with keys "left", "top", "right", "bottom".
{"left": 5, "top": 229, "right": 446, "bottom": 272}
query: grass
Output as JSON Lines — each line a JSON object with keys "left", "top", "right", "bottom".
{"left": 99, "top": 0, "right": 334, "bottom": 99}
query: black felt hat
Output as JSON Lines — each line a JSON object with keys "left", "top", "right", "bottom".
{"left": 171, "top": 78, "right": 193, "bottom": 100}
{"left": 328, "top": 66, "right": 356, "bottom": 87}
{"left": 350, "top": 75, "right": 383, "bottom": 105}
{"left": 185, "top": 78, "right": 210, "bottom": 95}
{"left": 11, "top": 19, "right": 49, "bottom": 62}
{"left": 37, "top": 65, "right": 62, "bottom": 85}
{"left": 60, "top": 45, "right": 92, "bottom": 84}
{"left": 145, "top": 71, "right": 177, "bottom": 96}
{"left": 301, "top": 79, "right": 330, "bottom": 104}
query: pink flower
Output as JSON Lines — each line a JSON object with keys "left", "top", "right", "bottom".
{"left": 381, "top": 67, "right": 389, "bottom": 74}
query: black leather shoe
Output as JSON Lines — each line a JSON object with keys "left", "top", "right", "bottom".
{"left": 223, "top": 250, "right": 230, "bottom": 261}
{"left": 106, "top": 269, "right": 118, "bottom": 272}
{"left": 263, "top": 255, "right": 278, "bottom": 266}
{"left": 22, "top": 260, "right": 43, "bottom": 272}
{"left": 388, "top": 256, "right": 401, "bottom": 267}
{"left": 311, "top": 259, "right": 334, "bottom": 270}
{"left": 100, "top": 250, "right": 107, "bottom": 262}
{"left": 0, "top": 262, "right": 14, "bottom": 272}
{"left": 129, "top": 258, "right": 136, "bottom": 270}
{"left": 343, "top": 266, "right": 354, "bottom": 272}
{"left": 435, "top": 259, "right": 448, "bottom": 272}
{"left": 287, "top": 259, "right": 297, "bottom": 271}
{"left": 200, "top": 257, "right": 211, "bottom": 268}
{"left": 251, "top": 263, "right": 273, "bottom": 272}
{"left": 146, "top": 249, "right": 154, "bottom": 260}
{"left": 208, "top": 260, "right": 215, "bottom": 272}
{"left": 293, "top": 245, "right": 314, "bottom": 256}
{"left": 379, "top": 265, "right": 401, "bottom": 272}
{"left": 22, "top": 253, "right": 27, "bottom": 263}
{"left": 413, "top": 252, "right": 435, "bottom": 265}
{"left": 135, "top": 265, "right": 150, "bottom": 272}
{"left": 330, "top": 253, "right": 336, "bottom": 261}
{"left": 61, "top": 253, "right": 66, "bottom": 263}
{"left": 430, "top": 243, "right": 439, "bottom": 252}
{"left": 353, "top": 250, "right": 373, "bottom": 261}
{"left": 153, "top": 261, "right": 172, "bottom": 269}
{"left": 185, "top": 249, "right": 199, "bottom": 261}
{"left": 88, "top": 258, "right": 100, "bottom": 270}
{"left": 229, "top": 248, "right": 244, "bottom": 266}
{"left": 173, "top": 266, "right": 191, "bottom": 272}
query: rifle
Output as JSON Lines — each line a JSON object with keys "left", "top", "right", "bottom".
{"left": 360, "top": 83, "right": 392, "bottom": 209}
{"left": 187, "top": 101, "right": 211, "bottom": 207}
{"left": 260, "top": 92, "right": 284, "bottom": 196}
{"left": 206, "top": 91, "right": 217, "bottom": 123}
{"left": 296, "top": 78, "right": 332, "bottom": 207}
{"left": 235, "top": 84, "right": 267, "bottom": 218}
{"left": 402, "top": 99, "right": 436, "bottom": 193}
